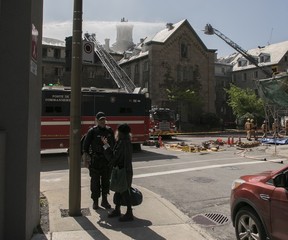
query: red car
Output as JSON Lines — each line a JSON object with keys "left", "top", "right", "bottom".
{"left": 230, "top": 165, "right": 288, "bottom": 240}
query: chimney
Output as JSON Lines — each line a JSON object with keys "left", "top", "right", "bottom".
{"left": 104, "top": 38, "right": 110, "bottom": 51}
{"left": 166, "top": 23, "right": 174, "bottom": 30}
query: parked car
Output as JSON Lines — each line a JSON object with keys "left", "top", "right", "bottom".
{"left": 230, "top": 165, "right": 288, "bottom": 240}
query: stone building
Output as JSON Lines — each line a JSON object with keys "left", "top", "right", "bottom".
{"left": 214, "top": 60, "right": 234, "bottom": 126}
{"left": 219, "top": 41, "right": 288, "bottom": 92}
{"left": 42, "top": 37, "right": 117, "bottom": 88}
{"left": 119, "top": 19, "right": 216, "bottom": 124}
{"left": 42, "top": 37, "right": 65, "bottom": 85}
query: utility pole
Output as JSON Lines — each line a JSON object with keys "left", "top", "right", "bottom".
{"left": 69, "top": 0, "right": 82, "bottom": 216}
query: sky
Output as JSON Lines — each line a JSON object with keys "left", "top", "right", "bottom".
{"left": 43, "top": 0, "right": 288, "bottom": 57}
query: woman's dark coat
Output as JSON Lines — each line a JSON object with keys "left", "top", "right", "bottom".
{"left": 104, "top": 136, "right": 133, "bottom": 188}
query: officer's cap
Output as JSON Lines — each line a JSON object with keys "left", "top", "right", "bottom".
{"left": 96, "top": 112, "right": 106, "bottom": 120}
{"left": 117, "top": 123, "right": 131, "bottom": 134}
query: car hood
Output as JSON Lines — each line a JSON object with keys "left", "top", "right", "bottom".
{"left": 241, "top": 170, "right": 274, "bottom": 183}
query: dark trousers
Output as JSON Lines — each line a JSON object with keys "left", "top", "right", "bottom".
{"left": 114, "top": 190, "right": 132, "bottom": 208}
{"left": 89, "top": 166, "right": 110, "bottom": 201}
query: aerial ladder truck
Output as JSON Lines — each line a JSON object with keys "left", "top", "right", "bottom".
{"left": 204, "top": 24, "right": 288, "bottom": 130}
{"left": 204, "top": 24, "right": 272, "bottom": 78}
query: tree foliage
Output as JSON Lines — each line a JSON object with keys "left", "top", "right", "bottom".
{"left": 225, "top": 84, "right": 265, "bottom": 119}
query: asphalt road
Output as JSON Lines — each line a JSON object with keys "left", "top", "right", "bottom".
{"left": 41, "top": 135, "right": 288, "bottom": 240}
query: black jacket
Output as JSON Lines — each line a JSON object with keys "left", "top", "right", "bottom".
{"left": 104, "top": 136, "right": 133, "bottom": 186}
{"left": 83, "top": 125, "right": 115, "bottom": 154}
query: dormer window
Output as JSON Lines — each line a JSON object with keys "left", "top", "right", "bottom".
{"left": 238, "top": 58, "right": 247, "bottom": 67}
{"left": 259, "top": 53, "right": 270, "bottom": 63}
{"left": 180, "top": 42, "right": 188, "bottom": 58}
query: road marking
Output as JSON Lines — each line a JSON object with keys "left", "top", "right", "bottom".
{"left": 133, "top": 159, "right": 286, "bottom": 178}
{"left": 133, "top": 156, "right": 244, "bottom": 169}
{"left": 133, "top": 155, "right": 270, "bottom": 170}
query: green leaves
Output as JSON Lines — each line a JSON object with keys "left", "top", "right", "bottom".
{"left": 225, "top": 84, "right": 265, "bottom": 118}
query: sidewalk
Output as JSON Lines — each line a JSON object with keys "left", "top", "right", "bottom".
{"left": 32, "top": 167, "right": 214, "bottom": 240}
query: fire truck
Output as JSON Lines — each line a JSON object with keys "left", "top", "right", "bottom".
{"left": 41, "top": 86, "right": 151, "bottom": 150}
{"left": 149, "top": 107, "right": 177, "bottom": 137}
{"left": 41, "top": 33, "right": 151, "bottom": 151}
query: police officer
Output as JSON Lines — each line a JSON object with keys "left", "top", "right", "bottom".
{"left": 82, "top": 112, "right": 116, "bottom": 210}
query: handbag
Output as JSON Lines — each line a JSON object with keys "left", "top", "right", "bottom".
{"left": 113, "top": 187, "right": 143, "bottom": 206}
{"left": 110, "top": 166, "right": 128, "bottom": 193}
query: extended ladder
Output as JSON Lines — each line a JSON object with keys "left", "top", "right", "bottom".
{"left": 84, "top": 33, "right": 136, "bottom": 93}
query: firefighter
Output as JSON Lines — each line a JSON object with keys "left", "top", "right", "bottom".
{"left": 272, "top": 118, "right": 280, "bottom": 138}
{"left": 244, "top": 118, "right": 252, "bottom": 140}
{"left": 261, "top": 120, "right": 268, "bottom": 138}
{"left": 82, "top": 112, "right": 116, "bottom": 210}
{"left": 250, "top": 119, "right": 257, "bottom": 140}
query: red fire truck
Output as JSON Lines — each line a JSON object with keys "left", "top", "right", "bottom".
{"left": 41, "top": 86, "right": 151, "bottom": 150}
{"left": 149, "top": 107, "right": 177, "bottom": 137}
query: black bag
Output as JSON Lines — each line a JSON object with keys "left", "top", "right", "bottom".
{"left": 110, "top": 166, "right": 128, "bottom": 193}
{"left": 113, "top": 187, "right": 143, "bottom": 206}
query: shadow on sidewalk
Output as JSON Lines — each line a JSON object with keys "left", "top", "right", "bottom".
{"left": 96, "top": 208, "right": 166, "bottom": 240}
{"left": 74, "top": 216, "right": 110, "bottom": 240}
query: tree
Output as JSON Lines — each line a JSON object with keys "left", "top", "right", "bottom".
{"left": 225, "top": 84, "right": 265, "bottom": 121}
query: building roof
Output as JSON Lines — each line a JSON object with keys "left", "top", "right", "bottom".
{"left": 42, "top": 37, "right": 65, "bottom": 47}
{"left": 119, "top": 19, "right": 213, "bottom": 65}
{"left": 147, "top": 19, "right": 186, "bottom": 43}
{"left": 218, "top": 41, "right": 288, "bottom": 71}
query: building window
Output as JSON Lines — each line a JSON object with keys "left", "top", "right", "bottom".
{"left": 143, "top": 61, "right": 149, "bottom": 71}
{"left": 54, "top": 67, "right": 63, "bottom": 76}
{"left": 259, "top": 54, "right": 270, "bottom": 63}
{"left": 42, "top": 48, "right": 47, "bottom": 57}
{"left": 54, "top": 49, "right": 61, "bottom": 59}
{"left": 238, "top": 59, "right": 247, "bottom": 67}
{"left": 254, "top": 71, "right": 258, "bottom": 78}
{"left": 181, "top": 43, "right": 188, "bottom": 58}
{"left": 285, "top": 55, "right": 288, "bottom": 62}
{"left": 243, "top": 73, "right": 247, "bottom": 81}
{"left": 135, "top": 63, "right": 139, "bottom": 74}
{"left": 89, "top": 71, "right": 96, "bottom": 79}
{"left": 183, "top": 67, "right": 188, "bottom": 81}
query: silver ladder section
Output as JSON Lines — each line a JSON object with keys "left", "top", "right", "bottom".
{"left": 84, "top": 33, "right": 136, "bottom": 93}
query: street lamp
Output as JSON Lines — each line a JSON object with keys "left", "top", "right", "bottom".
{"left": 69, "top": 0, "right": 82, "bottom": 216}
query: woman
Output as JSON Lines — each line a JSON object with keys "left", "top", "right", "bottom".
{"left": 101, "top": 123, "right": 134, "bottom": 221}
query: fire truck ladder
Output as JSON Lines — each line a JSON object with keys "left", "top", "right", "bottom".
{"left": 204, "top": 23, "right": 278, "bottom": 120}
{"left": 84, "top": 33, "right": 137, "bottom": 93}
{"left": 204, "top": 24, "right": 272, "bottom": 78}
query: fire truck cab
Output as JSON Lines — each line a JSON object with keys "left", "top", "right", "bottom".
{"left": 149, "top": 107, "right": 177, "bottom": 137}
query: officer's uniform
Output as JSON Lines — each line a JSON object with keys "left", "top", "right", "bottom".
{"left": 83, "top": 122, "right": 115, "bottom": 208}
